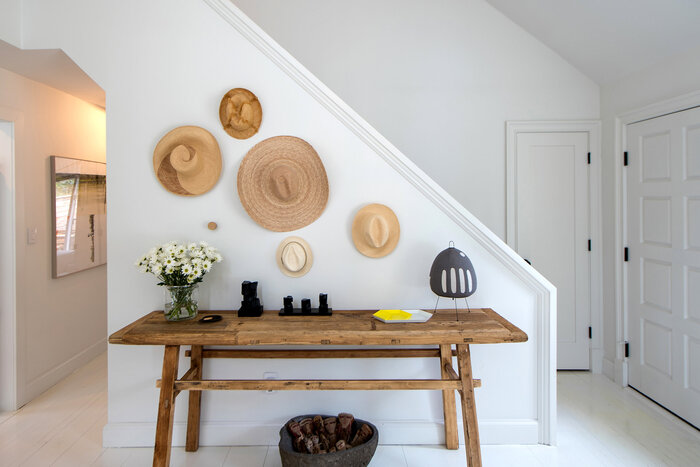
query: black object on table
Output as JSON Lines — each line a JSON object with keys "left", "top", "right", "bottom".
{"left": 279, "top": 293, "right": 332, "bottom": 316}
{"left": 238, "top": 280, "right": 264, "bottom": 317}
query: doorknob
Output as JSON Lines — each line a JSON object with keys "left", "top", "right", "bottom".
{"left": 523, "top": 258, "right": 531, "bottom": 265}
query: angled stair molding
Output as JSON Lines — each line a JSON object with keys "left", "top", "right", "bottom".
{"left": 203, "top": 0, "right": 557, "bottom": 445}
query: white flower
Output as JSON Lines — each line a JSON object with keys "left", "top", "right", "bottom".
{"left": 187, "top": 242, "right": 197, "bottom": 251}
{"left": 165, "top": 265, "right": 175, "bottom": 275}
{"left": 192, "top": 267, "right": 202, "bottom": 278}
{"left": 213, "top": 253, "right": 223, "bottom": 263}
{"left": 152, "top": 264, "right": 163, "bottom": 275}
{"left": 199, "top": 241, "right": 209, "bottom": 248}
{"left": 202, "top": 260, "right": 212, "bottom": 272}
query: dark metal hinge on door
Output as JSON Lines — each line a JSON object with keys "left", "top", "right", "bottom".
{"left": 589, "top": 327, "right": 592, "bottom": 339}
{"left": 587, "top": 152, "right": 591, "bottom": 164}
{"left": 624, "top": 247, "right": 629, "bottom": 261}
{"left": 624, "top": 151, "right": 629, "bottom": 166}
{"left": 625, "top": 341, "right": 630, "bottom": 358}
{"left": 588, "top": 239, "right": 591, "bottom": 251}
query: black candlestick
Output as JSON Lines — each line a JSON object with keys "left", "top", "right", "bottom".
{"left": 283, "top": 296, "right": 294, "bottom": 314}
{"left": 238, "top": 280, "right": 263, "bottom": 317}
{"left": 318, "top": 293, "right": 328, "bottom": 314}
{"left": 301, "top": 298, "right": 311, "bottom": 314}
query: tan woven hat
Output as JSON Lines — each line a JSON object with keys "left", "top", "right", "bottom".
{"left": 219, "top": 88, "right": 262, "bottom": 139}
{"left": 153, "top": 126, "right": 222, "bottom": 196}
{"left": 237, "top": 136, "right": 329, "bottom": 232}
{"left": 276, "top": 236, "right": 313, "bottom": 277}
{"left": 352, "top": 204, "right": 400, "bottom": 258}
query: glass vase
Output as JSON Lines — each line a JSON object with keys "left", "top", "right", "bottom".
{"left": 163, "top": 284, "right": 199, "bottom": 321}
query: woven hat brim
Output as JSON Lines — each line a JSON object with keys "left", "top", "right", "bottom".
{"left": 238, "top": 136, "right": 329, "bottom": 232}
{"left": 219, "top": 88, "right": 262, "bottom": 140}
{"left": 153, "top": 126, "right": 222, "bottom": 196}
{"left": 351, "top": 204, "right": 400, "bottom": 258}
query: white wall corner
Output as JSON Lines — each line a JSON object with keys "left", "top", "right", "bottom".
{"left": 203, "top": 0, "right": 558, "bottom": 445}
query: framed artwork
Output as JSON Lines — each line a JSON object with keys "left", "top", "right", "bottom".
{"left": 50, "top": 156, "right": 106, "bottom": 278}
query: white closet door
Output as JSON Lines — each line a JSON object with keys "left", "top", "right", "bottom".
{"left": 627, "top": 106, "right": 700, "bottom": 428}
{"left": 515, "top": 132, "right": 590, "bottom": 369}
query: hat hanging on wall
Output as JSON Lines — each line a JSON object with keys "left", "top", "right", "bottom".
{"left": 351, "top": 203, "right": 400, "bottom": 258}
{"left": 237, "top": 136, "right": 329, "bottom": 232}
{"left": 219, "top": 88, "right": 262, "bottom": 139}
{"left": 429, "top": 242, "right": 477, "bottom": 298}
{"left": 276, "top": 236, "right": 313, "bottom": 277}
{"left": 153, "top": 126, "right": 222, "bottom": 196}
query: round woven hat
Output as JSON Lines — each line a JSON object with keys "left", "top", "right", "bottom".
{"left": 237, "top": 136, "right": 329, "bottom": 232}
{"left": 219, "top": 88, "right": 262, "bottom": 139}
{"left": 153, "top": 126, "right": 222, "bottom": 196}
{"left": 352, "top": 204, "right": 400, "bottom": 258}
{"left": 276, "top": 236, "right": 313, "bottom": 277}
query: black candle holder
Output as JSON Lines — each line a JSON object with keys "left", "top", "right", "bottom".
{"left": 238, "top": 280, "right": 263, "bottom": 317}
{"left": 279, "top": 293, "right": 332, "bottom": 316}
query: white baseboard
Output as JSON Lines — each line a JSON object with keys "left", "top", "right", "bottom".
{"left": 602, "top": 356, "right": 615, "bottom": 381}
{"left": 591, "top": 348, "right": 604, "bottom": 374}
{"left": 103, "top": 419, "right": 539, "bottom": 447}
{"left": 23, "top": 337, "right": 107, "bottom": 405}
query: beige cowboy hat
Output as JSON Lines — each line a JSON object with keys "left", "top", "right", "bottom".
{"left": 219, "top": 88, "right": 262, "bottom": 139}
{"left": 237, "top": 136, "right": 329, "bottom": 232}
{"left": 276, "top": 236, "right": 313, "bottom": 277}
{"left": 352, "top": 204, "right": 400, "bottom": 258}
{"left": 153, "top": 126, "right": 222, "bottom": 196}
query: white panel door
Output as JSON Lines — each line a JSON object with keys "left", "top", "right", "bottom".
{"left": 627, "top": 106, "right": 700, "bottom": 428}
{"left": 515, "top": 132, "right": 590, "bottom": 369}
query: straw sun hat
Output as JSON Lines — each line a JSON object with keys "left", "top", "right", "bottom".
{"left": 276, "top": 236, "right": 313, "bottom": 277}
{"left": 219, "top": 88, "right": 262, "bottom": 139}
{"left": 237, "top": 136, "right": 329, "bottom": 232}
{"left": 153, "top": 126, "right": 222, "bottom": 196}
{"left": 351, "top": 203, "right": 400, "bottom": 258}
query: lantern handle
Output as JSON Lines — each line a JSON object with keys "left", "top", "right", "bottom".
{"left": 448, "top": 240, "right": 455, "bottom": 248}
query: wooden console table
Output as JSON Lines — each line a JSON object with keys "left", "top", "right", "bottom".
{"left": 109, "top": 308, "right": 527, "bottom": 467}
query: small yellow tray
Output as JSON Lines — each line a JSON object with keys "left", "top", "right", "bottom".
{"left": 373, "top": 309, "right": 433, "bottom": 323}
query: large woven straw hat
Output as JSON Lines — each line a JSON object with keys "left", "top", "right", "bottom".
{"left": 352, "top": 203, "right": 400, "bottom": 258}
{"left": 276, "top": 236, "right": 313, "bottom": 277}
{"left": 237, "top": 136, "right": 329, "bottom": 232}
{"left": 219, "top": 88, "right": 262, "bottom": 139}
{"left": 153, "top": 126, "right": 222, "bottom": 196}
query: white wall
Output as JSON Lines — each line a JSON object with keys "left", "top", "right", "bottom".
{"left": 600, "top": 44, "right": 700, "bottom": 380}
{"left": 20, "top": 0, "right": 550, "bottom": 445}
{"left": 232, "top": 0, "right": 600, "bottom": 239}
{"left": 0, "top": 0, "right": 23, "bottom": 48}
{"left": 0, "top": 67, "right": 107, "bottom": 406}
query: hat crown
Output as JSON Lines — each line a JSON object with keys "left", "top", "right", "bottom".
{"left": 364, "top": 214, "right": 389, "bottom": 248}
{"left": 281, "top": 242, "right": 306, "bottom": 272}
{"left": 169, "top": 144, "right": 201, "bottom": 175}
{"left": 269, "top": 164, "right": 300, "bottom": 202}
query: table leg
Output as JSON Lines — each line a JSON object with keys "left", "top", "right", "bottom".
{"left": 153, "top": 345, "right": 180, "bottom": 467}
{"left": 186, "top": 345, "right": 203, "bottom": 452}
{"left": 456, "top": 344, "right": 481, "bottom": 467}
{"left": 439, "top": 344, "right": 459, "bottom": 449}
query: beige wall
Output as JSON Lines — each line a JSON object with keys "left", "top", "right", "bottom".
{"left": 0, "top": 66, "right": 106, "bottom": 406}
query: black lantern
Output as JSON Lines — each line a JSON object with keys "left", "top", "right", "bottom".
{"left": 429, "top": 242, "right": 476, "bottom": 316}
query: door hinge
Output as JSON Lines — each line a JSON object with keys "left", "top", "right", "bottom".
{"left": 589, "top": 326, "right": 592, "bottom": 339}
{"left": 624, "top": 247, "right": 629, "bottom": 262}
{"left": 624, "top": 151, "right": 629, "bottom": 166}
{"left": 587, "top": 152, "right": 591, "bottom": 164}
{"left": 588, "top": 239, "right": 592, "bottom": 251}
{"left": 624, "top": 341, "right": 630, "bottom": 358}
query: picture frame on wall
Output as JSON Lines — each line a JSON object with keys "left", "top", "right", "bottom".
{"left": 50, "top": 156, "right": 106, "bottom": 278}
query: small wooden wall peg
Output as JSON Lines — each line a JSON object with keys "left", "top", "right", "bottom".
{"left": 207, "top": 222, "right": 218, "bottom": 230}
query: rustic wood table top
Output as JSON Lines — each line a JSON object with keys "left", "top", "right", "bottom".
{"left": 109, "top": 308, "right": 527, "bottom": 346}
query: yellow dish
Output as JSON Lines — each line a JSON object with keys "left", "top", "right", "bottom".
{"left": 373, "top": 309, "right": 412, "bottom": 321}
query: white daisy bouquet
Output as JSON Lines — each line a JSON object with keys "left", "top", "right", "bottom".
{"left": 136, "top": 241, "right": 223, "bottom": 286}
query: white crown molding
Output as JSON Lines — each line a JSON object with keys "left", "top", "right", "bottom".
{"left": 203, "top": 0, "right": 557, "bottom": 445}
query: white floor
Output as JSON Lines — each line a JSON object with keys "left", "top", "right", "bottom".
{"left": 1, "top": 353, "right": 699, "bottom": 466}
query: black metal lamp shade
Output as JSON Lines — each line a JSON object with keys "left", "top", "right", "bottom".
{"left": 429, "top": 245, "right": 477, "bottom": 298}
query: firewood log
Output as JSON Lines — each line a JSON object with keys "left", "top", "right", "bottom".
{"left": 310, "top": 435, "right": 321, "bottom": 454}
{"left": 335, "top": 440, "right": 347, "bottom": 451}
{"left": 293, "top": 435, "right": 305, "bottom": 453}
{"left": 319, "top": 432, "right": 331, "bottom": 451}
{"left": 329, "top": 447, "right": 336, "bottom": 453}
{"left": 323, "top": 417, "right": 338, "bottom": 445}
{"left": 299, "top": 418, "right": 314, "bottom": 436}
{"left": 303, "top": 436, "right": 314, "bottom": 454}
{"left": 336, "top": 413, "right": 354, "bottom": 442}
{"left": 313, "top": 415, "right": 324, "bottom": 433}
{"left": 287, "top": 421, "right": 303, "bottom": 438}
{"left": 350, "top": 423, "right": 373, "bottom": 447}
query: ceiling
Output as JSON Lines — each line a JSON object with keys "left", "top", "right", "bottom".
{"left": 485, "top": 0, "right": 700, "bottom": 84}
{"left": 0, "top": 39, "right": 105, "bottom": 108}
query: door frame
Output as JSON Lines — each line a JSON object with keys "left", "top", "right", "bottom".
{"left": 615, "top": 90, "right": 700, "bottom": 387}
{"left": 506, "top": 120, "right": 603, "bottom": 372}
{"left": 0, "top": 107, "right": 22, "bottom": 411}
